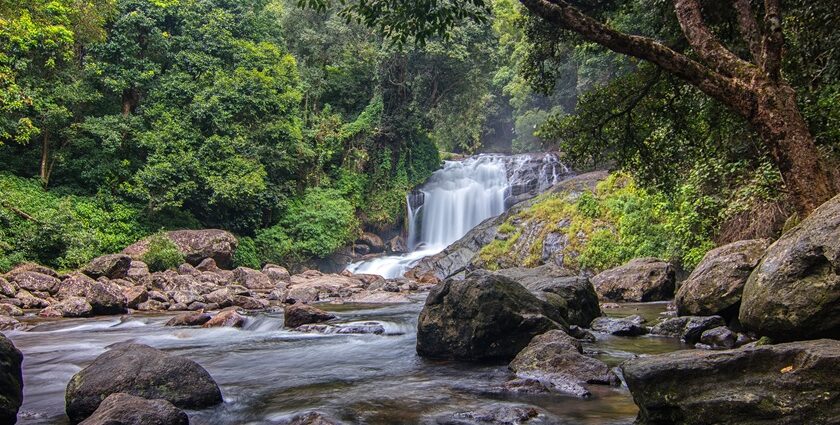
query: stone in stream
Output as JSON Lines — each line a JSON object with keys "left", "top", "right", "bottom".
{"left": 280, "top": 411, "right": 344, "bottom": 425}
{"left": 233, "top": 267, "right": 274, "bottom": 290}
{"left": 675, "top": 239, "right": 769, "bottom": 319}
{"left": 284, "top": 303, "right": 336, "bottom": 328}
{"left": 739, "top": 194, "right": 840, "bottom": 341}
{"left": 0, "top": 304, "right": 23, "bottom": 317}
{"left": 0, "top": 315, "right": 23, "bottom": 332}
{"left": 432, "top": 404, "right": 542, "bottom": 425}
{"left": 620, "top": 339, "right": 840, "bottom": 425}
{"left": 292, "top": 322, "right": 386, "bottom": 335}
{"left": 65, "top": 343, "right": 222, "bottom": 423}
{"left": 0, "top": 333, "right": 23, "bottom": 424}
{"left": 356, "top": 232, "right": 385, "bottom": 253}
{"left": 589, "top": 315, "right": 647, "bottom": 336}
{"left": 165, "top": 311, "right": 212, "bottom": 327}
{"left": 202, "top": 308, "right": 246, "bottom": 328}
{"left": 416, "top": 272, "right": 567, "bottom": 362}
{"left": 39, "top": 297, "right": 93, "bottom": 318}
{"left": 78, "top": 393, "right": 188, "bottom": 425}
{"left": 492, "top": 266, "right": 601, "bottom": 327}
{"left": 57, "top": 273, "right": 127, "bottom": 315}
{"left": 508, "top": 330, "right": 618, "bottom": 398}
{"left": 698, "top": 326, "right": 738, "bottom": 349}
{"left": 590, "top": 258, "right": 675, "bottom": 302}
{"left": 649, "top": 315, "right": 725, "bottom": 344}
{"left": 83, "top": 254, "right": 133, "bottom": 280}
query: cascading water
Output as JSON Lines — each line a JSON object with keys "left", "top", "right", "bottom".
{"left": 346, "top": 153, "right": 567, "bottom": 278}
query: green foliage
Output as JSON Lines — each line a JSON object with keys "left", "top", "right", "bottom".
{"left": 141, "top": 233, "right": 184, "bottom": 272}
{"left": 280, "top": 187, "right": 359, "bottom": 258}
{"left": 233, "top": 236, "right": 261, "bottom": 269}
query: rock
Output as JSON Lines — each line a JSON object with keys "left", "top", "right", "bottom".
{"left": 496, "top": 378, "right": 551, "bottom": 394}
{"left": 675, "top": 239, "right": 769, "bottom": 319}
{"left": 282, "top": 411, "right": 344, "bottom": 425}
{"left": 0, "top": 304, "right": 23, "bottom": 317}
{"left": 231, "top": 295, "right": 267, "bottom": 310}
{"left": 176, "top": 263, "right": 198, "bottom": 276}
{"left": 122, "top": 229, "right": 238, "bottom": 269}
{"left": 292, "top": 321, "right": 386, "bottom": 335}
{"left": 493, "top": 266, "right": 600, "bottom": 327}
{"left": 416, "top": 272, "right": 567, "bottom": 362}
{"left": 387, "top": 235, "right": 406, "bottom": 254}
{"left": 433, "top": 404, "right": 541, "bottom": 425}
{"left": 739, "top": 195, "right": 840, "bottom": 341}
{"left": 122, "top": 287, "right": 148, "bottom": 309}
{"left": 346, "top": 291, "right": 412, "bottom": 304}
{"left": 195, "top": 258, "right": 218, "bottom": 272}
{"left": 39, "top": 297, "right": 93, "bottom": 318}
{"left": 58, "top": 274, "right": 126, "bottom": 315}
{"left": 203, "top": 288, "right": 234, "bottom": 308}
{"left": 263, "top": 264, "right": 291, "bottom": 285}
{"left": 83, "top": 254, "right": 133, "bottom": 280}
{"left": 591, "top": 258, "right": 675, "bottom": 302}
{"left": 136, "top": 299, "right": 168, "bottom": 311}
{"left": 10, "top": 289, "right": 50, "bottom": 309}
{"left": 284, "top": 303, "right": 335, "bottom": 328}
{"left": 621, "top": 339, "right": 840, "bottom": 425}
{"left": 286, "top": 271, "right": 367, "bottom": 303}
{"left": 509, "top": 330, "right": 617, "bottom": 397}
{"left": 0, "top": 333, "right": 23, "bottom": 424}
{"left": 232, "top": 267, "right": 273, "bottom": 290}
{"left": 589, "top": 315, "right": 647, "bottom": 336}
{"left": 10, "top": 271, "right": 61, "bottom": 294}
{"left": 78, "top": 392, "right": 188, "bottom": 425}
{"left": 0, "top": 316, "right": 23, "bottom": 331}
{"left": 357, "top": 232, "right": 385, "bottom": 253}
{"left": 65, "top": 343, "right": 222, "bottom": 423}
{"left": 0, "top": 277, "right": 15, "bottom": 298}
{"left": 352, "top": 244, "right": 370, "bottom": 256}
{"left": 125, "top": 261, "right": 150, "bottom": 282}
{"left": 202, "top": 308, "right": 246, "bottom": 328}
{"left": 649, "top": 315, "right": 727, "bottom": 344}
{"left": 6, "top": 262, "right": 59, "bottom": 278}
{"left": 165, "top": 311, "right": 212, "bottom": 327}
{"left": 699, "top": 326, "right": 737, "bottom": 349}
{"left": 567, "top": 325, "right": 596, "bottom": 342}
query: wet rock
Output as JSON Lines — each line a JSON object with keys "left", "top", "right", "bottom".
{"left": 10, "top": 271, "right": 61, "bottom": 294}
{"left": 282, "top": 411, "right": 344, "bottom": 425}
{"left": 0, "top": 277, "right": 15, "bottom": 298}
{"left": 165, "top": 311, "right": 212, "bottom": 327}
{"left": 698, "top": 326, "right": 737, "bottom": 349}
{"left": 125, "top": 261, "right": 150, "bottom": 282}
{"left": 567, "top": 325, "right": 596, "bottom": 342}
{"left": 589, "top": 315, "right": 647, "bottom": 336}
{"left": 0, "top": 316, "right": 23, "bottom": 331}
{"left": 202, "top": 308, "right": 246, "bottom": 328}
{"left": 352, "top": 244, "right": 370, "bottom": 256}
{"left": 65, "top": 343, "right": 221, "bottom": 423}
{"left": 387, "top": 235, "right": 406, "bottom": 254}
{"left": 496, "top": 378, "right": 551, "bottom": 394}
{"left": 284, "top": 303, "right": 335, "bottom": 328}
{"left": 122, "top": 229, "right": 238, "bottom": 269}
{"left": 416, "top": 273, "right": 567, "bottom": 362}
{"left": 509, "top": 330, "right": 617, "bottom": 397}
{"left": 83, "top": 254, "right": 132, "bottom": 280}
{"left": 0, "top": 304, "right": 23, "bottom": 317}
{"left": 292, "top": 322, "right": 386, "bottom": 335}
{"left": 675, "top": 239, "right": 769, "bottom": 320}
{"left": 122, "top": 287, "right": 148, "bottom": 309}
{"left": 357, "top": 232, "right": 385, "bottom": 253}
{"left": 0, "top": 333, "right": 23, "bottom": 424}
{"left": 346, "top": 291, "right": 412, "bottom": 304}
{"left": 78, "top": 392, "right": 188, "bottom": 425}
{"left": 649, "top": 315, "right": 725, "bottom": 344}
{"left": 39, "top": 297, "right": 93, "bottom": 318}
{"left": 233, "top": 267, "right": 274, "bottom": 290}
{"left": 493, "top": 266, "right": 600, "bottom": 327}
{"left": 740, "top": 195, "right": 840, "bottom": 341}
{"left": 621, "top": 339, "right": 840, "bottom": 425}
{"left": 433, "top": 404, "right": 541, "bottom": 425}
{"left": 591, "top": 258, "right": 675, "bottom": 302}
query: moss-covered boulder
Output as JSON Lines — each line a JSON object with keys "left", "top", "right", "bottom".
{"left": 65, "top": 343, "right": 222, "bottom": 423}
{"left": 739, "top": 194, "right": 840, "bottom": 341}
{"left": 621, "top": 339, "right": 840, "bottom": 424}
{"left": 416, "top": 272, "right": 567, "bottom": 362}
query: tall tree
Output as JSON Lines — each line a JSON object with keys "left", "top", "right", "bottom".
{"left": 301, "top": 0, "right": 839, "bottom": 215}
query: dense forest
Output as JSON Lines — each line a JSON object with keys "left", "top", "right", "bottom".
{"left": 1, "top": 0, "right": 838, "bottom": 272}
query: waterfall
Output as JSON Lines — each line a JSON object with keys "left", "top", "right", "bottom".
{"left": 346, "top": 153, "right": 567, "bottom": 278}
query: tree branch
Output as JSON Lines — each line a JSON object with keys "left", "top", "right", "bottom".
{"left": 761, "top": 0, "right": 783, "bottom": 80}
{"left": 673, "top": 0, "right": 757, "bottom": 78}
{"left": 733, "top": 0, "right": 762, "bottom": 63}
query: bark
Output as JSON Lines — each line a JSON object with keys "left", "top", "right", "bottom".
{"left": 517, "top": 0, "right": 837, "bottom": 215}
{"left": 122, "top": 87, "right": 139, "bottom": 116}
{"left": 40, "top": 130, "right": 50, "bottom": 188}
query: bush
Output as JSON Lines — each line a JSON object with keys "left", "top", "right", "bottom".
{"left": 142, "top": 234, "right": 185, "bottom": 272}
{"left": 233, "top": 236, "right": 261, "bottom": 269}
{"left": 280, "top": 187, "right": 359, "bottom": 258}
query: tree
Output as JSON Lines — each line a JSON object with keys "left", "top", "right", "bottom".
{"left": 300, "top": 0, "right": 839, "bottom": 215}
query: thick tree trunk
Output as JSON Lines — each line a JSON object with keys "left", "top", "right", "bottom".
{"left": 122, "top": 87, "right": 139, "bottom": 116}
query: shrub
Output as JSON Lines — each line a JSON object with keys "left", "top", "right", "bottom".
{"left": 281, "top": 187, "right": 359, "bottom": 258}
{"left": 142, "top": 234, "right": 184, "bottom": 272}
{"left": 233, "top": 236, "right": 261, "bottom": 269}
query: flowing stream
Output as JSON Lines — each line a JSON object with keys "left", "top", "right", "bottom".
{"left": 346, "top": 154, "right": 565, "bottom": 278}
{"left": 8, "top": 302, "right": 683, "bottom": 424}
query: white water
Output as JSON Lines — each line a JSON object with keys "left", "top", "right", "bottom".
{"left": 346, "top": 154, "right": 564, "bottom": 278}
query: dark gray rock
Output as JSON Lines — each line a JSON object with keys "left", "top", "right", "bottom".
{"left": 620, "top": 339, "right": 840, "bottom": 425}
{"left": 591, "top": 258, "right": 675, "bottom": 302}
{"left": 589, "top": 315, "right": 647, "bottom": 336}
{"left": 699, "top": 326, "right": 737, "bottom": 349}
{"left": 0, "top": 333, "right": 23, "bottom": 424}
{"left": 83, "top": 255, "right": 133, "bottom": 280}
{"left": 11, "top": 271, "right": 61, "bottom": 294}
{"left": 416, "top": 273, "right": 567, "bottom": 362}
{"left": 649, "top": 315, "right": 726, "bottom": 344}
{"left": 78, "top": 393, "right": 188, "bottom": 425}
{"left": 65, "top": 343, "right": 222, "bottom": 423}
{"left": 165, "top": 312, "right": 212, "bottom": 327}
{"left": 284, "top": 303, "right": 335, "bottom": 328}
{"left": 740, "top": 194, "right": 840, "bottom": 341}
{"left": 432, "top": 404, "right": 542, "bottom": 425}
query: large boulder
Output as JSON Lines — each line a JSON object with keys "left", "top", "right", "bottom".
{"left": 83, "top": 255, "right": 133, "bottom": 280}
{"left": 589, "top": 315, "right": 647, "bottom": 336}
{"left": 0, "top": 277, "right": 15, "bottom": 298}
{"left": 590, "top": 258, "right": 675, "bottom": 302}
{"left": 79, "top": 393, "right": 188, "bottom": 425}
{"left": 39, "top": 297, "right": 93, "bottom": 318}
{"left": 65, "top": 343, "right": 222, "bottom": 423}
{"left": 416, "top": 272, "right": 567, "bottom": 362}
{"left": 649, "top": 315, "right": 726, "bottom": 344}
{"left": 620, "top": 339, "right": 840, "bottom": 424}
{"left": 0, "top": 333, "right": 23, "bottom": 424}
{"left": 232, "top": 267, "right": 273, "bottom": 290}
{"left": 202, "top": 308, "right": 246, "bottom": 328}
{"left": 10, "top": 271, "right": 61, "bottom": 294}
{"left": 509, "top": 330, "right": 617, "bottom": 397}
{"left": 493, "top": 266, "right": 600, "bottom": 327}
{"left": 284, "top": 303, "right": 335, "bottom": 328}
{"left": 676, "top": 239, "right": 769, "bottom": 319}
{"left": 122, "top": 230, "right": 238, "bottom": 269}
{"left": 739, "top": 195, "right": 840, "bottom": 340}
{"left": 356, "top": 232, "right": 385, "bottom": 253}
{"left": 57, "top": 274, "right": 126, "bottom": 315}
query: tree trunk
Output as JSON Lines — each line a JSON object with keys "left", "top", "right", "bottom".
{"left": 40, "top": 130, "right": 50, "bottom": 188}
{"left": 122, "top": 87, "right": 139, "bottom": 116}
